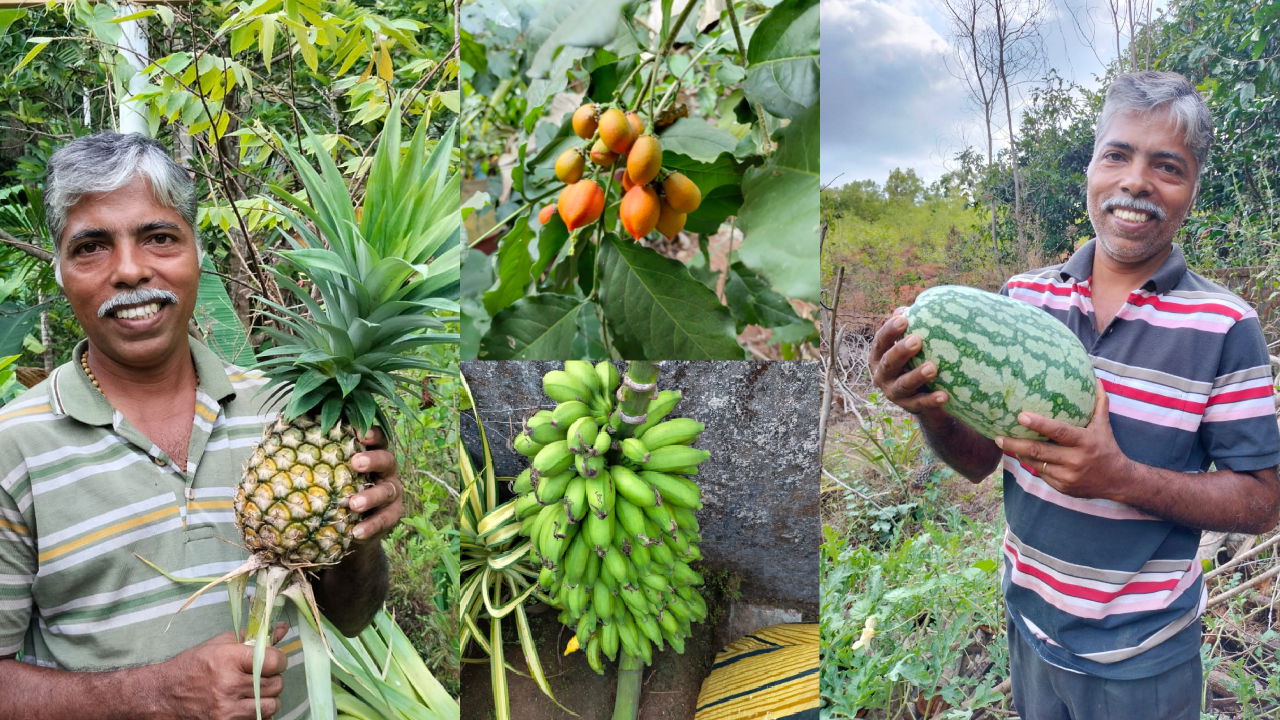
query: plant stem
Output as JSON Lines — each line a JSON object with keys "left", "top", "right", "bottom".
{"left": 611, "top": 653, "right": 644, "bottom": 720}
{"left": 469, "top": 187, "right": 560, "bottom": 248}
{"left": 613, "top": 362, "right": 658, "bottom": 438}
{"left": 638, "top": 0, "right": 700, "bottom": 116}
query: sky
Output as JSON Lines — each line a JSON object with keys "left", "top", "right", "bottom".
{"left": 820, "top": 0, "right": 1170, "bottom": 187}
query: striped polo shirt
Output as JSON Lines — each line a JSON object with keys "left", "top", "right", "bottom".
{"left": 998, "top": 239, "right": 1280, "bottom": 679}
{"left": 0, "top": 337, "right": 309, "bottom": 717}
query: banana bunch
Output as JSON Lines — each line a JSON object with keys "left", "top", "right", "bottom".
{"left": 511, "top": 361, "right": 710, "bottom": 673}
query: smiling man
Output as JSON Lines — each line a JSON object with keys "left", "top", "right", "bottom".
{"left": 870, "top": 72, "right": 1280, "bottom": 718}
{"left": 0, "top": 132, "right": 405, "bottom": 719}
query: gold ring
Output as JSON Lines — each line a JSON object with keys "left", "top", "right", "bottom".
{"left": 1041, "top": 460, "right": 1048, "bottom": 474}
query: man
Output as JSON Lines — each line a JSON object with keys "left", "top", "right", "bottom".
{"left": 0, "top": 132, "right": 405, "bottom": 719}
{"left": 870, "top": 71, "right": 1280, "bottom": 719}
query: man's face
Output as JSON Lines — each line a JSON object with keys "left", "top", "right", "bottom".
{"left": 1086, "top": 109, "right": 1199, "bottom": 267}
{"left": 58, "top": 175, "right": 199, "bottom": 372}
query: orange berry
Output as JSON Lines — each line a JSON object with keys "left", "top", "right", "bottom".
{"left": 572, "top": 104, "right": 598, "bottom": 140}
{"left": 589, "top": 139, "right": 618, "bottom": 166}
{"left": 626, "top": 135, "right": 663, "bottom": 185}
{"left": 538, "top": 204, "right": 557, "bottom": 225}
{"left": 555, "top": 148, "right": 586, "bottom": 183}
{"left": 558, "top": 180, "right": 605, "bottom": 231}
{"left": 662, "top": 172, "right": 701, "bottom": 213}
{"left": 620, "top": 185, "right": 661, "bottom": 240}
{"left": 626, "top": 111, "right": 645, "bottom": 138}
{"left": 599, "top": 108, "right": 636, "bottom": 154}
{"left": 655, "top": 200, "right": 686, "bottom": 239}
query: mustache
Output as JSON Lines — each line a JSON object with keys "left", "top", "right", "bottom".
{"left": 97, "top": 288, "right": 180, "bottom": 318}
{"left": 1101, "top": 196, "right": 1166, "bottom": 221}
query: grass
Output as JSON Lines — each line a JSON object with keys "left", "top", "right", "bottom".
{"left": 385, "top": 360, "right": 462, "bottom": 696}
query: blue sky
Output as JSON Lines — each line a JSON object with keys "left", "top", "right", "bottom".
{"left": 820, "top": 0, "right": 1169, "bottom": 187}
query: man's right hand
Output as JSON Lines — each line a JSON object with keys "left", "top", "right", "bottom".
{"left": 160, "top": 625, "right": 288, "bottom": 720}
{"left": 869, "top": 312, "right": 949, "bottom": 415}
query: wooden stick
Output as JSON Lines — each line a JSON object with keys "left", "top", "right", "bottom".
{"left": 818, "top": 265, "right": 845, "bottom": 453}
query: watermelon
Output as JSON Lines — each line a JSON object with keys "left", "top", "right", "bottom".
{"left": 904, "top": 285, "right": 1096, "bottom": 440}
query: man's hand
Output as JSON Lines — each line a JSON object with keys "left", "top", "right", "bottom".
{"left": 867, "top": 310, "right": 1001, "bottom": 481}
{"left": 349, "top": 427, "right": 405, "bottom": 543}
{"left": 160, "top": 625, "right": 288, "bottom": 720}
{"left": 996, "top": 379, "right": 1130, "bottom": 501}
{"left": 869, "top": 312, "right": 949, "bottom": 414}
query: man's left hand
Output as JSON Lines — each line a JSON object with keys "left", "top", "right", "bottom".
{"left": 996, "top": 379, "right": 1132, "bottom": 500}
{"left": 348, "top": 427, "right": 404, "bottom": 542}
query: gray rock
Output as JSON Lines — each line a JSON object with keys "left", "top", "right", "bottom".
{"left": 461, "top": 361, "right": 820, "bottom": 606}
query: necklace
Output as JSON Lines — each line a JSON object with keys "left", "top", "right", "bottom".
{"left": 79, "top": 349, "right": 198, "bottom": 395}
{"left": 80, "top": 350, "right": 102, "bottom": 394}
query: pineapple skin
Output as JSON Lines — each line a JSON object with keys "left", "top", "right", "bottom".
{"left": 234, "top": 414, "right": 366, "bottom": 566}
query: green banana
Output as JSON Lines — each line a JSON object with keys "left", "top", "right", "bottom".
{"left": 591, "top": 427, "right": 612, "bottom": 456}
{"left": 640, "top": 445, "right": 710, "bottom": 473}
{"left": 551, "top": 400, "right": 592, "bottom": 428}
{"left": 543, "top": 369, "right": 592, "bottom": 403}
{"left": 563, "top": 360, "right": 603, "bottom": 397}
{"left": 563, "top": 534, "right": 591, "bottom": 586}
{"left": 512, "top": 431, "right": 543, "bottom": 457}
{"left": 631, "top": 390, "right": 681, "bottom": 436}
{"left": 594, "top": 582, "right": 615, "bottom": 620}
{"left": 596, "top": 361, "right": 620, "bottom": 400}
{"left": 638, "top": 417, "right": 704, "bottom": 449}
{"left": 532, "top": 440, "right": 574, "bottom": 476}
{"left": 601, "top": 620, "right": 620, "bottom": 661}
{"left": 535, "top": 469, "right": 573, "bottom": 505}
{"left": 563, "top": 474, "right": 588, "bottom": 522}
{"left": 585, "top": 472, "right": 614, "bottom": 518}
{"left": 620, "top": 438, "right": 650, "bottom": 464}
{"left": 586, "top": 633, "right": 604, "bottom": 675}
{"left": 640, "top": 470, "right": 702, "bottom": 509}
{"left": 566, "top": 416, "right": 598, "bottom": 454}
{"left": 615, "top": 498, "right": 647, "bottom": 541}
{"left": 611, "top": 465, "right": 659, "bottom": 507}
{"left": 584, "top": 511, "right": 614, "bottom": 554}
{"left": 512, "top": 468, "right": 533, "bottom": 495}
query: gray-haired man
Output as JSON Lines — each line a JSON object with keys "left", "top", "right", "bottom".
{"left": 870, "top": 71, "right": 1280, "bottom": 718}
{"left": 0, "top": 132, "right": 405, "bottom": 719}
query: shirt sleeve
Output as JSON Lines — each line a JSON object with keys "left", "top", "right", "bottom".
{"left": 1199, "top": 315, "right": 1280, "bottom": 472}
{"left": 0, "top": 451, "right": 36, "bottom": 658}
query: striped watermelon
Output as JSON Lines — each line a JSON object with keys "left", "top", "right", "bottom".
{"left": 904, "top": 285, "right": 1096, "bottom": 440}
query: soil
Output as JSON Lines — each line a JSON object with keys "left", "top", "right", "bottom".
{"left": 460, "top": 592, "right": 728, "bottom": 720}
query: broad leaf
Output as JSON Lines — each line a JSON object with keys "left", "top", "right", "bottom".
{"left": 737, "top": 102, "right": 819, "bottom": 302}
{"left": 478, "top": 294, "right": 588, "bottom": 360}
{"left": 724, "top": 261, "right": 806, "bottom": 330}
{"left": 193, "top": 257, "right": 254, "bottom": 366}
{"left": 658, "top": 117, "right": 740, "bottom": 163}
{"left": 744, "top": 0, "right": 819, "bottom": 119}
{"left": 461, "top": 249, "right": 495, "bottom": 360}
{"left": 597, "top": 235, "right": 744, "bottom": 359}
{"left": 481, "top": 217, "right": 536, "bottom": 316}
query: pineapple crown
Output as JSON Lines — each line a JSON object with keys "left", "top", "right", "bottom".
{"left": 252, "top": 102, "right": 460, "bottom": 435}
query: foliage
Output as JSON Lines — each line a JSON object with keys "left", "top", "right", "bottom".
{"left": 821, "top": 179, "right": 990, "bottom": 314}
{"left": 460, "top": 0, "right": 819, "bottom": 360}
{"left": 0, "top": 0, "right": 457, "bottom": 369}
{"left": 457, "top": 374, "right": 569, "bottom": 720}
{"left": 821, "top": 511, "right": 1006, "bottom": 718}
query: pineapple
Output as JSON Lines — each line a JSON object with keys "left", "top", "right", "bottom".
{"left": 147, "top": 102, "right": 460, "bottom": 720}
{"left": 235, "top": 417, "right": 361, "bottom": 566}
{"left": 232, "top": 100, "right": 460, "bottom": 574}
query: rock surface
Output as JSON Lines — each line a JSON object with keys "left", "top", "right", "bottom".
{"left": 461, "top": 360, "right": 820, "bottom": 605}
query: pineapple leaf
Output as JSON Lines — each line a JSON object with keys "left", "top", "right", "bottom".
{"left": 336, "top": 370, "right": 361, "bottom": 397}
{"left": 278, "top": 248, "right": 355, "bottom": 279}
{"left": 293, "top": 369, "right": 328, "bottom": 399}
{"left": 319, "top": 395, "right": 342, "bottom": 434}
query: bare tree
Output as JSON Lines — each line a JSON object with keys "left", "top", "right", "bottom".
{"left": 942, "top": 0, "right": 1002, "bottom": 260}
{"left": 993, "top": 0, "right": 1046, "bottom": 254}
{"left": 943, "top": 0, "right": 1045, "bottom": 261}
{"left": 1065, "top": 0, "right": 1157, "bottom": 72}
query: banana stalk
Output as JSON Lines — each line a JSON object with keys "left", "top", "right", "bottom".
{"left": 611, "top": 653, "right": 644, "bottom": 720}
{"left": 611, "top": 362, "right": 657, "bottom": 439}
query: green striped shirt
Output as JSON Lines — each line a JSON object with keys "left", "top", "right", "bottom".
{"left": 0, "top": 337, "right": 308, "bottom": 718}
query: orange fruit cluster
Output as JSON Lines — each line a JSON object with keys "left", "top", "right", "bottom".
{"left": 545, "top": 103, "right": 704, "bottom": 241}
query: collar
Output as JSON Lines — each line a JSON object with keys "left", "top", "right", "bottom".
{"left": 1057, "top": 238, "right": 1188, "bottom": 295}
{"left": 52, "top": 336, "right": 236, "bottom": 425}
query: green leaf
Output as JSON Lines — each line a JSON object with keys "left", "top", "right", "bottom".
{"left": 193, "top": 257, "right": 255, "bottom": 366}
{"left": 744, "top": 0, "right": 818, "bottom": 119}
{"left": 12, "top": 40, "right": 50, "bottom": 75}
{"left": 525, "top": 0, "right": 629, "bottom": 79}
{"left": 597, "top": 235, "right": 744, "bottom": 359}
{"left": 0, "top": 301, "right": 40, "bottom": 357}
{"left": 723, "top": 261, "right": 805, "bottom": 330}
{"left": 478, "top": 294, "right": 587, "bottom": 360}
{"left": 657, "top": 117, "right": 740, "bottom": 163}
{"left": 481, "top": 217, "right": 536, "bottom": 317}
{"left": 461, "top": 249, "right": 494, "bottom": 361}
{"left": 737, "top": 102, "right": 819, "bottom": 302}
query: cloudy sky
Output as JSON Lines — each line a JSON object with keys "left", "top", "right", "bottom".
{"left": 820, "top": 0, "right": 1170, "bottom": 187}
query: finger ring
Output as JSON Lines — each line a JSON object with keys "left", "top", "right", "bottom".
{"left": 1041, "top": 460, "right": 1048, "bottom": 474}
